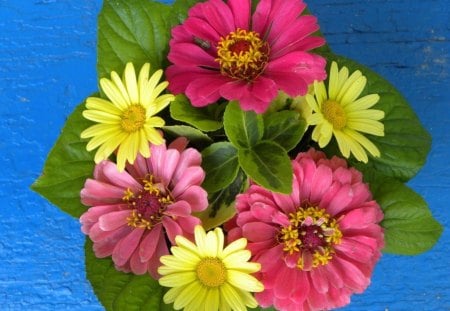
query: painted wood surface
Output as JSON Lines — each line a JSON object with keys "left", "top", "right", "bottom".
{"left": 0, "top": 0, "right": 448, "bottom": 310}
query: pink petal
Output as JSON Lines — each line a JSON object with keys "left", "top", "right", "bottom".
{"left": 98, "top": 210, "right": 131, "bottom": 231}
{"left": 256, "top": 244, "right": 284, "bottom": 272}
{"left": 186, "top": 75, "right": 230, "bottom": 107}
{"left": 148, "top": 237, "right": 170, "bottom": 279}
{"left": 335, "top": 237, "right": 376, "bottom": 263}
{"left": 322, "top": 260, "right": 344, "bottom": 289}
{"left": 338, "top": 206, "right": 382, "bottom": 230}
{"left": 112, "top": 228, "right": 145, "bottom": 266}
{"left": 333, "top": 257, "right": 369, "bottom": 292}
{"left": 171, "top": 167, "right": 205, "bottom": 197}
{"left": 182, "top": 16, "right": 221, "bottom": 46}
{"left": 274, "top": 266, "right": 297, "bottom": 299}
{"left": 168, "top": 137, "right": 188, "bottom": 152}
{"left": 139, "top": 224, "right": 163, "bottom": 262}
{"left": 172, "top": 148, "right": 202, "bottom": 183}
{"left": 91, "top": 225, "right": 133, "bottom": 257}
{"left": 162, "top": 217, "right": 183, "bottom": 244}
{"left": 130, "top": 248, "right": 148, "bottom": 275}
{"left": 309, "top": 164, "right": 333, "bottom": 203}
{"left": 126, "top": 153, "right": 150, "bottom": 180}
{"left": 159, "top": 149, "right": 180, "bottom": 187}
{"left": 289, "top": 270, "right": 309, "bottom": 304}
{"left": 81, "top": 179, "right": 124, "bottom": 206}
{"left": 102, "top": 160, "right": 142, "bottom": 190}
{"left": 310, "top": 265, "right": 329, "bottom": 293}
{"left": 199, "top": 0, "right": 235, "bottom": 36}
{"left": 177, "top": 185, "right": 208, "bottom": 212}
{"left": 242, "top": 222, "right": 277, "bottom": 242}
{"left": 176, "top": 216, "right": 201, "bottom": 237}
{"left": 168, "top": 42, "right": 217, "bottom": 67}
{"left": 271, "top": 192, "right": 296, "bottom": 215}
{"left": 166, "top": 65, "right": 221, "bottom": 95}
{"left": 264, "top": 0, "right": 306, "bottom": 44}
{"left": 149, "top": 142, "right": 167, "bottom": 180}
{"left": 251, "top": 0, "right": 272, "bottom": 35}
{"left": 165, "top": 200, "right": 192, "bottom": 218}
{"left": 323, "top": 184, "right": 354, "bottom": 216}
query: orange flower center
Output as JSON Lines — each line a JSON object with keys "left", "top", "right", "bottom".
{"left": 216, "top": 28, "right": 270, "bottom": 81}
{"left": 279, "top": 206, "right": 342, "bottom": 271}
{"left": 322, "top": 100, "right": 347, "bottom": 130}
{"left": 123, "top": 175, "right": 173, "bottom": 230}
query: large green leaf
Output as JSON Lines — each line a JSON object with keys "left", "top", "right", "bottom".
{"left": 263, "top": 110, "right": 306, "bottom": 151}
{"left": 97, "top": 0, "right": 173, "bottom": 79}
{"left": 238, "top": 141, "right": 292, "bottom": 194}
{"left": 162, "top": 125, "right": 212, "bottom": 145}
{"left": 170, "top": 95, "right": 224, "bottom": 132}
{"left": 367, "top": 173, "right": 442, "bottom": 255}
{"left": 31, "top": 103, "right": 94, "bottom": 218}
{"left": 324, "top": 54, "right": 431, "bottom": 181}
{"left": 224, "top": 101, "right": 264, "bottom": 149}
{"left": 201, "top": 142, "right": 239, "bottom": 193}
{"left": 85, "top": 239, "right": 169, "bottom": 310}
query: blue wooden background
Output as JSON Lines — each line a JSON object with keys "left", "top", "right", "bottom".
{"left": 1, "top": 0, "right": 448, "bottom": 310}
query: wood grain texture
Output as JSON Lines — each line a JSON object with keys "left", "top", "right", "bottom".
{"left": 0, "top": 0, "right": 448, "bottom": 310}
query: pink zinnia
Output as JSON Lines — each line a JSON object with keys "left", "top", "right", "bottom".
{"left": 80, "top": 138, "right": 208, "bottom": 279}
{"left": 226, "top": 148, "right": 384, "bottom": 311}
{"left": 166, "top": 0, "right": 327, "bottom": 113}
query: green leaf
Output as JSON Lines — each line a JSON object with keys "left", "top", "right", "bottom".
{"left": 162, "top": 125, "right": 213, "bottom": 145}
{"left": 201, "top": 142, "right": 239, "bottom": 193}
{"left": 31, "top": 102, "right": 94, "bottom": 218}
{"left": 238, "top": 141, "right": 292, "bottom": 194}
{"left": 224, "top": 101, "right": 264, "bottom": 148}
{"left": 97, "top": 0, "right": 173, "bottom": 79}
{"left": 85, "top": 239, "right": 168, "bottom": 310}
{"left": 170, "top": 95, "right": 224, "bottom": 132}
{"left": 367, "top": 173, "right": 442, "bottom": 255}
{"left": 170, "top": 0, "right": 200, "bottom": 23}
{"left": 263, "top": 110, "right": 306, "bottom": 151}
{"left": 195, "top": 170, "right": 246, "bottom": 230}
{"left": 325, "top": 54, "right": 431, "bottom": 181}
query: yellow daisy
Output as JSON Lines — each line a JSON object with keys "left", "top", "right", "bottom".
{"left": 305, "top": 61, "right": 385, "bottom": 163}
{"left": 80, "top": 62, "right": 174, "bottom": 171}
{"left": 158, "top": 225, "right": 264, "bottom": 311}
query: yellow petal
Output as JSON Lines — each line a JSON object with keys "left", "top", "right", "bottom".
{"left": 163, "top": 285, "right": 185, "bottom": 304}
{"left": 147, "top": 116, "right": 165, "bottom": 128}
{"left": 313, "top": 80, "right": 327, "bottom": 106}
{"left": 345, "top": 94, "right": 380, "bottom": 111}
{"left": 124, "top": 62, "right": 139, "bottom": 103}
{"left": 227, "top": 270, "right": 264, "bottom": 292}
{"left": 110, "top": 71, "right": 131, "bottom": 107}
{"left": 138, "top": 129, "right": 150, "bottom": 158}
{"left": 147, "top": 94, "right": 174, "bottom": 116}
{"left": 336, "top": 69, "right": 362, "bottom": 102}
{"left": 221, "top": 238, "right": 246, "bottom": 259}
{"left": 159, "top": 271, "right": 197, "bottom": 287}
{"left": 138, "top": 63, "right": 151, "bottom": 103}
{"left": 100, "top": 78, "right": 129, "bottom": 110}
{"left": 220, "top": 282, "right": 246, "bottom": 311}
{"left": 141, "top": 69, "right": 163, "bottom": 106}
{"left": 346, "top": 109, "right": 385, "bottom": 121}
{"left": 173, "top": 282, "right": 203, "bottom": 310}
{"left": 342, "top": 129, "right": 369, "bottom": 162}
{"left": 82, "top": 110, "right": 121, "bottom": 124}
{"left": 346, "top": 119, "right": 385, "bottom": 136}
{"left": 334, "top": 130, "right": 351, "bottom": 158}
{"left": 345, "top": 129, "right": 381, "bottom": 157}
{"left": 80, "top": 123, "right": 120, "bottom": 139}
{"left": 144, "top": 126, "right": 164, "bottom": 145}
{"left": 85, "top": 97, "right": 122, "bottom": 115}
{"left": 328, "top": 61, "right": 339, "bottom": 99}
{"left": 205, "top": 288, "right": 220, "bottom": 311}
{"left": 340, "top": 76, "right": 367, "bottom": 106}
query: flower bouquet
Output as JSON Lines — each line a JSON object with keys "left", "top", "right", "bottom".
{"left": 32, "top": 0, "right": 443, "bottom": 310}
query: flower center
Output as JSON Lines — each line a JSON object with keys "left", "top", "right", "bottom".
{"left": 279, "top": 206, "right": 342, "bottom": 271}
{"left": 123, "top": 175, "right": 173, "bottom": 230}
{"left": 121, "top": 104, "right": 146, "bottom": 133}
{"left": 216, "top": 28, "right": 270, "bottom": 81}
{"left": 196, "top": 258, "right": 227, "bottom": 288}
{"left": 322, "top": 100, "right": 347, "bottom": 130}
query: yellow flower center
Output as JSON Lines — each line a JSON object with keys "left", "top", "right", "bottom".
{"left": 196, "top": 258, "right": 227, "bottom": 288}
{"left": 121, "top": 104, "right": 146, "bottom": 133}
{"left": 279, "top": 206, "right": 342, "bottom": 271}
{"left": 216, "top": 28, "right": 270, "bottom": 81}
{"left": 123, "top": 175, "right": 173, "bottom": 230}
{"left": 322, "top": 100, "right": 347, "bottom": 130}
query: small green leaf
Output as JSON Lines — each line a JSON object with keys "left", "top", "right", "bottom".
{"left": 97, "top": 0, "right": 173, "bottom": 79}
{"left": 367, "top": 174, "right": 442, "bottom": 255}
{"left": 263, "top": 110, "right": 306, "bottom": 151}
{"left": 195, "top": 170, "right": 246, "bottom": 230}
{"left": 224, "top": 101, "right": 264, "bottom": 148}
{"left": 238, "top": 141, "right": 292, "bottom": 194}
{"left": 170, "top": 0, "right": 199, "bottom": 23}
{"left": 31, "top": 102, "right": 94, "bottom": 218}
{"left": 170, "top": 95, "right": 223, "bottom": 132}
{"left": 162, "top": 125, "right": 212, "bottom": 145}
{"left": 201, "top": 142, "right": 239, "bottom": 193}
{"left": 85, "top": 239, "right": 167, "bottom": 311}
{"left": 324, "top": 54, "right": 431, "bottom": 181}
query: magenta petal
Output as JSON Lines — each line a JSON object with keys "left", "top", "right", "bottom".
{"left": 183, "top": 16, "right": 221, "bottom": 44}
{"left": 168, "top": 42, "right": 217, "bottom": 67}
{"left": 228, "top": 0, "right": 250, "bottom": 29}
{"left": 200, "top": 0, "right": 235, "bottom": 35}
{"left": 139, "top": 225, "right": 163, "bottom": 262}
{"left": 251, "top": 0, "right": 272, "bottom": 35}
{"left": 112, "top": 228, "right": 145, "bottom": 267}
{"left": 98, "top": 210, "right": 131, "bottom": 231}
{"left": 186, "top": 75, "right": 229, "bottom": 107}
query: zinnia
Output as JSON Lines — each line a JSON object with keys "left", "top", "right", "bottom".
{"left": 80, "top": 138, "right": 208, "bottom": 279}
{"left": 305, "top": 61, "right": 385, "bottom": 163}
{"left": 158, "top": 225, "right": 264, "bottom": 311}
{"left": 81, "top": 62, "right": 174, "bottom": 171}
{"left": 226, "top": 148, "right": 384, "bottom": 311}
{"left": 166, "top": 0, "right": 327, "bottom": 113}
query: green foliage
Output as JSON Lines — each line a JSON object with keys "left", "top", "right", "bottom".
{"left": 162, "top": 125, "right": 212, "bottom": 145}
{"left": 365, "top": 172, "right": 442, "bottom": 255}
{"left": 201, "top": 142, "right": 239, "bottom": 193}
{"left": 31, "top": 102, "right": 94, "bottom": 218}
{"left": 324, "top": 54, "right": 431, "bottom": 181}
{"left": 263, "top": 110, "right": 306, "bottom": 151}
{"left": 85, "top": 239, "right": 169, "bottom": 310}
{"left": 170, "top": 95, "right": 223, "bottom": 132}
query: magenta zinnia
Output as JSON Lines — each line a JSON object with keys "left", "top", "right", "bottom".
{"left": 166, "top": 0, "right": 327, "bottom": 113}
{"left": 226, "top": 148, "right": 384, "bottom": 311}
{"left": 80, "top": 138, "right": 208, "bottom": 279}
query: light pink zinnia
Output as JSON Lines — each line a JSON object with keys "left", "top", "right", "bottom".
{"left": 80, "top": 138, "right": 208, "bottom": 279}
{"left": 166, "top": 0, "right": 327, "bottom": 113}
{"left": 226, "top": 148, "right": 384, "bottom": 311}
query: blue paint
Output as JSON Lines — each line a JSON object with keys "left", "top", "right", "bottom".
{"left": 0, "top": 0, "right": 448, "bottom": 310}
